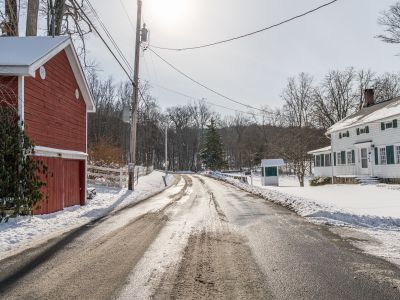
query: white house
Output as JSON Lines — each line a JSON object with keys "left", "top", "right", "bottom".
{"left": 309, "top": 89, "right": 400, "bottom": 184}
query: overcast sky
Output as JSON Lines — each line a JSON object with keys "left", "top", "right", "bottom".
{"left": 86, "top": 0, "right": 400, "bottom": 115}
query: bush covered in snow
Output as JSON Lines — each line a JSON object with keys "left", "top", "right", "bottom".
{"left": 309, "top": 176, "right": 331, "bottom": 186}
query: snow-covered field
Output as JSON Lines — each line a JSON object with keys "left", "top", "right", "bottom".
{"left": 211, "top": 172, "right": 400, "bottom": 266}
{"left": 0, "top": 171, "right": 175, "bottom": 260}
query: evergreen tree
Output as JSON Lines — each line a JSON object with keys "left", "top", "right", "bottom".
{"left": 0, "top": 106, "right": 48, "bottom": 222}
{"left": 200, "top": 119, "right": 226, "bottom": 171}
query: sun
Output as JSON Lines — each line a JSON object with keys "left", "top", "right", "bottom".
{"left": 147, "top": 0, "right": 191, "bottom": 25}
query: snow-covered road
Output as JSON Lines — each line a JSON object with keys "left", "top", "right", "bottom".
{"left": 1, "top": 175, "right": 400, "bottom": 299}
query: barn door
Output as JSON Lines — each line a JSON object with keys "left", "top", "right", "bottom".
{"left": 63, "top": 159, "right": 81, "bottom": 207}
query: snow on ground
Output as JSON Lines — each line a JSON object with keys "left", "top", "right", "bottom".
{"left": 211, "top": 172, "right": 400, "bottom": 266}
{"left": 0, "top": 171, "right": 175, "bottom": 260}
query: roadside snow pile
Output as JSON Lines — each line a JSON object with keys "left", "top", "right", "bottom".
{"left": 0, "top": 171, "right": 175, "bottom": 259}
{"left": 209, "top": 172, "right": 400, "bottom": 230}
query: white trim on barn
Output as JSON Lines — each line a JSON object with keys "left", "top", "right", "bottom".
{"left": 0, "top": 37, "right": 96, "bottom": 113}
{"left": 33, "top": 146, "right": 88, "bottom": 160}
{"left": 17, "top": 75, "right": 24, "bottom": 128}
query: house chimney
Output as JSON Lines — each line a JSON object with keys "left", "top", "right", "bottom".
{"left": 363, "top": 89, "right": 375, "bottom": 108}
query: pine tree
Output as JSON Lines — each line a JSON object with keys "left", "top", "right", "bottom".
{"left": 0, "top": 106, "right": 48, "bottom": 222}
{"left": 200, "top": 119, "right": 226, "bottom": 171}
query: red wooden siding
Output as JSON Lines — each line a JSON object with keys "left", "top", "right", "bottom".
{"left": 63, "top": 160, "right": 81, "bottom": 207}
{"left": 33, "top": 157, "right": 84, "bottom": 215}
{"left": 24, "top": 50, "right": 86, "bottom": 152}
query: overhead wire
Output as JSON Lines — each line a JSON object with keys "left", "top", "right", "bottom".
{"left": 147, "top": 47, "right": 266, "bottom": 113}
{"left": 76, "top": 0, "right": 133, "bottom": 81}
{"left": 152, "top": 83, "right": 260, "bottom": 116}
{"left": 150, "top": 0, "right": 339, "bottom": 51}
{"left": 84, "top": 0, "right": 134, "bottom": 75}
{"left": 81, "top": 0, "right": 150, "bottom": 103}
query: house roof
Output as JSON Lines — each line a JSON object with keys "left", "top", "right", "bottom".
{"left": 326, "top": 97, "right": 400, "bottom": 134}
{"left": 308, "top": 146, "right": 331, "bottom": 155}
{"left": 261, "top": 159, "right": 285, "bottom": 167}
{"left": 0, "top": 36, "right": 95, "bottom": 112}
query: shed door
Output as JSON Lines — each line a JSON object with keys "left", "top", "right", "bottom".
{"left": 63, "top": 160, "right": 81, "bottom": 207}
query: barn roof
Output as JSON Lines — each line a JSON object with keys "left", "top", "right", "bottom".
{"left": 0, "top": 36, "right": 95, "bottom": 112}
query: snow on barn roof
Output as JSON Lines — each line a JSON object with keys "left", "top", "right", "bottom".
{"left": 0, "top": 36, "right": 95, "bottom": 112}
{"left": 308, "top": 146, "right": 331, "bottom": 155}
{"left": 326, "top": 97, "right": 400, "bottom": 134}
{"left": 261, "top": 159, "right": 285, "bottom": 167}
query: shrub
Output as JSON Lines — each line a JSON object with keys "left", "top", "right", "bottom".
{"left": 309, "top": 176, "right": 331, "bottom": 186}
{"left": 0, "top": 106, "right": 48, "bottom": 222}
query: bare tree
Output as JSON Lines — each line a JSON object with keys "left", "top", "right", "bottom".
{"left": 281, "top": 73, "right": 314, "bottom": 128}
{"left": 374, "top": 72, "right": 400, "bottom": 102}
{"left": 377, "top": 2, "right": 400, "bottom": 44}
{"left": 26, "top": 0, "right": 40, "bottom": 36}
{"left": 313, "top": 68, "right": 357, "bottom": 129}
{"left": 1, "top": 0, "right": 18, "bottom": 36}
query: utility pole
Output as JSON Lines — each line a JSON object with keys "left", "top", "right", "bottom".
{"left": 128, "top": 0, "right": 143, "bottom": 190}
{"left": 165, "top": 125, "right": 168, "bottom": 177}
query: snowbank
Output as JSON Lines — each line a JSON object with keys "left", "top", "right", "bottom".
{"left": 0, "top": 171, "right": 175, "bottom": 259}
{"left": 210, "top": 172, "right": 400, "bottom": 229}
{"left": 209, "top": 172, "right": 400, "bottom": 266}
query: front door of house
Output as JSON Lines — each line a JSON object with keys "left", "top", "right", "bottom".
{"left": 359, "top": 148, "right": 369, "bottom": 175}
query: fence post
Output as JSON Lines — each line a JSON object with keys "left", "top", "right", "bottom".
{"left": 119, "top": 168, "right": 123, "bottom": 188}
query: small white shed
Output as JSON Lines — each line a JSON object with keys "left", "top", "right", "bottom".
{"left": 261, "top": 159, "right": 285, "bottom": 186}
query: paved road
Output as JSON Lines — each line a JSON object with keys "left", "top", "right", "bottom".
{"left": 1, "top": 175, "right": 400, "bottom": 299}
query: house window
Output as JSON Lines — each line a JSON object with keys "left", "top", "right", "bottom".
{"left": 380, "top": 147, "right": 387, "bottom": 165}
{"left": 337, "top": 152, "right": 341, "bottom": 165}
{"left": 347, "top": 151, "right": 354, "bottom": 165}
{"left": 396, "top": 146, "right": 400, "bottom": 164}
{"left": 315, "top": 155, "right": 321, "bottom": 167}
{"left": 357, "top": 126, "right": 369, "bottom": 135}
{"left": 325, "top": 154, "right": 331, "bottom": 167}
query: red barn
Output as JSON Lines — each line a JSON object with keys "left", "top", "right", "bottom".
{"left": 0, "top": 36, "right": 95, "bottom": 214}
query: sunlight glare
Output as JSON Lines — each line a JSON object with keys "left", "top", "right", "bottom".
{"left": 148, "top": 0, "right": 192, "bottom": 26}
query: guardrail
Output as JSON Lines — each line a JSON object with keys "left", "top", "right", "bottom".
{"left": 87, "top": 165, "right": 153, "bottom": 188}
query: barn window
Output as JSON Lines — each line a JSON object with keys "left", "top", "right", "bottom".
{"left": 39, "top": 66, "right": 46, "bottom": 79}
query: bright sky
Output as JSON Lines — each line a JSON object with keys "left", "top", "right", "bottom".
{"left": 86, "top": 0, "right": 400, "bottom": 115}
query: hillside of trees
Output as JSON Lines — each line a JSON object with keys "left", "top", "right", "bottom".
{"left": 87, "top": 67, "right": 400, "bottom": 177}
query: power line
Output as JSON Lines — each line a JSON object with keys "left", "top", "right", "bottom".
{"left": 85, "top": 0, "right": 134, "bottom": 75}
{"left": 118, "top": 0, "right": 136, "bottom": 31}
{"left": 153, "top": 83, "right": 259, "bottom": 116}
{"left": 75, "top": 0, "right": 150, "bottom": 101}
{"left": 150, "top": 0, "right": 338, "bottom": 51}
{"left": 148, "top": 47, "right": 266, "bottom": 113}
{"left": 76, "top": 0, "right": 133, "bottom": 81}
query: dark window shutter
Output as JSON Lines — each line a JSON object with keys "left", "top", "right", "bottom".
{"left": 387, "top": 146, "right": 395, "bottom": 164}
{"left": 347, "top": 131, "right": 350, "bottom": 137}
{"left": 334, "top": 152, "right": 336, "bottom": 166}
{"left": 356, "top": 128, "right": 360, "bottom": 135}
{"left": 366, "top": 126, "right": 369, "bottom": 133}
{"left": 375, "top": 147, "right": 379, "bottom": 165}
{"left": 394, "top": 119, "right": 398, "bottom": 128}
{"left": 352, "top": 150, "right": 355, "bottom": 164}
{"left": 339, "top": 133, "right": 342, "bottom": 139}
{"left": 341, "top": 151, "right": 346, "bottom": 165}
{"left": 381, "top": 122, "right": 385, "bottom": 130}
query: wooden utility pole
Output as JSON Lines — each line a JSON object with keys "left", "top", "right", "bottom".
{"left": 128, "top": 0, "right": 143, "bottom": 190}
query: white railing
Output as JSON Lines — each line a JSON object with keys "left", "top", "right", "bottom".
{"left": 87, "top": 165, "right": 154, "bottom": 188}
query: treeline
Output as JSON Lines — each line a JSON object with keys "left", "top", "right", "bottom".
{"left": 87, "top": 68, "right": 400, "bottom": 184}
